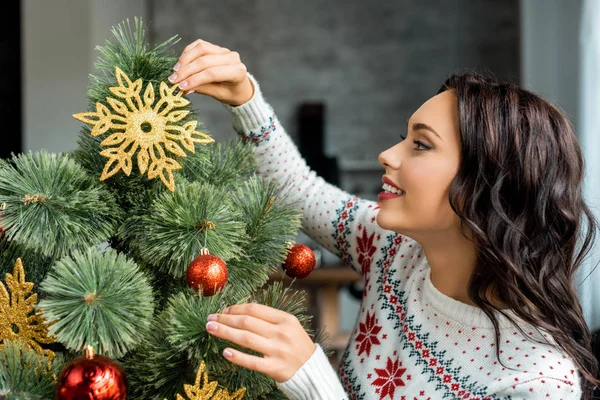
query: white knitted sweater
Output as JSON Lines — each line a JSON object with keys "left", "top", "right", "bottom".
{"left": 225, "top": 74, "right": 582, "bottom": 400}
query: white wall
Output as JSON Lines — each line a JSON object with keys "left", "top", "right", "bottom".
{"left": 521, "top": 0, "right": 600, "bottom": 332}
{"left": 520, "top": 0, "right": 582, "bottom": 126}
{"left": 22, "top": 0, "right": 147, "bottom": 153}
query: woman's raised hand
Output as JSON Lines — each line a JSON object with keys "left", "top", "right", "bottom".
{"left": 205, "top": 303, "right": 317, "bottom": 383}
{"left": 169, "top": 39, "right": 254, "bottom": 106}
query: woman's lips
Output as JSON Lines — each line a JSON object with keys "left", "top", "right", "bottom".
{"left": 382, "top": 176, "right": 404, "bottom": 191}
{"left": 378, "top": 192, "right": 405, "bottom": 202}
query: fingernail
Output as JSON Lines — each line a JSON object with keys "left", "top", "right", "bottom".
{"left": 173, "top": 62, "right": 181, "bottom": 71}
{"left": 207, "top": 314, "right": 218, "bottom": 321}
{"left": 223, "top": 307, "right": 230, "bottom": 314}
{"left": 185, "top": 90, "right": 195, "bottom": 95}
{"left": 178, "top": 80, "right": 189, "bottom": 89}
{"left": 206, "top": 321, "right": 218, "bottom": 332}
{"left": 168, "top": 73, "right": 177, "bottom": 83}
{"left": 223, "top": 349, "right": 233, "bottom": 358}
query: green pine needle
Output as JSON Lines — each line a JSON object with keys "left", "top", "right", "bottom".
{"left": 37, "top": 247, "right": 154, "bottom": 358}
{"left": 181, "top": 140, "right": 257, "bottom": 187}
{"left": 70, "top": 126, "right": 170, "bottom": 214}
{"left": 122, "top": 311, "right": 194, "bottom": 400}
{"left": 165, "top": 289, "right": 242, "bottom": 359}
{"left": 221, "top": 258, "right": 270, "bottom": 298}
{"left": 206, "top": 281, "right": 315, "bottom": 399}
{"left": 120, "top": 181, "right": 248, "bottom": 278}
{"left": 164, "top": 289, "right": 279, "bottom": 399}
{"left": 250, "top": 281, "right": 313, "bottom": 331}
{"left": 0, "top": 151, "right": 121, "bottom": 259}
{"left": 0, "top": 340, "right": 67, "bottom": 400}
{"left": 0, "top": 236, "right": 54, "bottom": 294}
{"left": 232, "top": 175, "right": 303, "bottom": 269}
{"left": 89, "top": 17, "right": 180, "bottom": 105}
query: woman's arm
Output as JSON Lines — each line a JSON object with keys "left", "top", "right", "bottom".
{"left": 224, "top": 73, "right": 401, "bottom": 279}
{"left": 169, "top": 38, "right": 402, "bottom": 278}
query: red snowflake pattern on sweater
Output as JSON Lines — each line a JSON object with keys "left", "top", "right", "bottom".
{"left": 372, "top": 357, "right": 408, "bottom": 399}
{"left": 355, "top": 310, "right": 383, "bottom": 357}
{"left": 357, "top": 226, "right": 377, "bottom": 280}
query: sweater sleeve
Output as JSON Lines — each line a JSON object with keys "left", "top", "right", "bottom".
{"left": 493, "top": 376, "right": 581, "bottom": 399}
{"left": 276, "top": 344, "right": 348, "bottom": 400}
{"left": 224, "top": 73, "right": 405, "bottom": 279}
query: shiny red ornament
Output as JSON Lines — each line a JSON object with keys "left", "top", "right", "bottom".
{"left": 186, "top": 248, "right": 228, "bottom": 296}
{"left": 56, "top": 345, "right": 127, "bottom": 400}
{"left": 283, "top": 243, "right": 316, "bottom": 279}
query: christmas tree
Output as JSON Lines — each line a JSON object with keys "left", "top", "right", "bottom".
{"left": 0, "top": 18, "right": 326, "bottom": 400}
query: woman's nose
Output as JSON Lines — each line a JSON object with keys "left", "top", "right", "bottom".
{"left": 378, "top": 143, "right": 402, "bottom": 169}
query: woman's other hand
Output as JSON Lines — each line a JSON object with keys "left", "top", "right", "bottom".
{"left": 169, "top": 39, "right": 254, "bottom": 106}
{"left": 205, "top": 303, "right": 317, "bottom": 383}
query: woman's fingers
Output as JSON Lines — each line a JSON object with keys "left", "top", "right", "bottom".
{"left": 175, "top": 62, "right": 246, "bottom": 91}
{"left": 205, "top": 304, "right": 318, "bottom": 382}
{"left": 208, "top": 313, "right": 274, "bottom": 338}
{"left": 221, "top": 347, "right": 277, "bottom": 379}
{"left": 181, "top": 38, "right": 205, "bottom": 54}
{"left": 206, "top": 320, "right": 272, "bottom": 355}
{"left": 172, "top": 38, "right": 253, "bottom": 105}
{"left": 176, "top": 40, "right": 229, "bottom": 71}
{"left": 223, "top": 303, "right": 298, "bottom": 325}
{"left": 171, "top": 52, "right": 240, "bottom": 85}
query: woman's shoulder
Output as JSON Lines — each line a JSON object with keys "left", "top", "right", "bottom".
{"left": 491, "top": 327, "right": 581, "bottom": 398}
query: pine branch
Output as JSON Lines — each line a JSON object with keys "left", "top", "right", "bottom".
{"left": 122, "top": 311, "right": 194, "bottom": 400}
{"left": 165, "top": 281, "right": 316, "bottom": 399}
{"left": 0, "top": 151, "right": 121, "bottom": 259}
{"left": 0, "top": 236, "right": 54, "bottom": 294}
{"left": 165, "top": 289, "right": 278, "bottom": 400}
{"left": 89, "top": 17, "right": 180, "bottom": 105}
{"left": 250, "top": 281, "right": 313, "bottom": 332}
{"left": 119, "top": 181, "right": 248, "bottom": 278}
{"left": 206, "top": 366, "right": 277, "bottom": 400}
{"left": 0, "top": 340, "right": 67, "bottom": 400}
{"left": 37, "top": 247, "right": 154, "bottom": 358}
{"left": 232, "top": 175, "right": 303, "bottom": 271}
{"left": 165, "top": 288, "right": 247, "bottom": 362}
{"left": 70, "top": 126, "right": 169, "bottom": 214}
{"left": 221, "top": 258, "right": 270, "bottom": 298}
{"left": 181, "top": 140, "right": 257, "bottom": 187}
{"left": 71, "top": 17, "right": 206, "bottom": 203}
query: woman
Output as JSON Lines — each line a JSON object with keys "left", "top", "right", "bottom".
{"left": 168, "top": 39, "right": 599, "bottom": 399}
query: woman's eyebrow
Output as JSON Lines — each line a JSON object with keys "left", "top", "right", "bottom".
{"left": 412, "top": 122, "right": 442, "bottom": 140}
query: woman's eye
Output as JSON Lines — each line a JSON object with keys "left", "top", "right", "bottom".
{"left": 413, "top": 140, "right": 430, "bottom": 151}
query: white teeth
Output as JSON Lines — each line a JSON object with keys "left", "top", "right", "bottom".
{"left": 382, "top": 183, "right": 404, "bottom": 195}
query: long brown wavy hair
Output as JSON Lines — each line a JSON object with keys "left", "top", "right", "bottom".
{"left": 439, "top": 71, "right": 599, "bottom": 397}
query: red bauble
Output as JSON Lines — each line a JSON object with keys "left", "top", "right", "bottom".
{"left": 56, "top": 346, "right": 127, "bottom": 400}
{"left": 282, "top": 244, "right": 316, "bottom": 279}
{"left": 186, "top": 248, "right": 228, "bottom": 296}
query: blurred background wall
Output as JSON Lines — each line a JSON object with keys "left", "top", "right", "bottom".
{"left": 22, "top": 0, "right": 521, "bottom": 199}
{"left": 18, "top": 0, "right": 596, "bottom": 332}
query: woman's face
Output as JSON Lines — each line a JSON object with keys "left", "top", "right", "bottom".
{"left": 376, "top": 90, "right": 462, "bottom": 238}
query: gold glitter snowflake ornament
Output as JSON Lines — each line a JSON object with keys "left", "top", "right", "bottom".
{"left": 73, "top": 66, "right": 214, "bottom": 191}
{"left": 167, "top": 361, "right": 246, "bottom": 400}
{"left": 0, "top": 258, "right": 56, "bottom": 361}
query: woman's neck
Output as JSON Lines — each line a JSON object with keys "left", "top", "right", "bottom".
{"left": 418, "top": 230, "right": 479, "bottom": 306}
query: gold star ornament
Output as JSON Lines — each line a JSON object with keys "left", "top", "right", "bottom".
{"left": 167, "top": 361, "right": 246, "bottom": 400}
{"left": 73, "top": 66, "right": 214, "bottom": 191}
{"left": 0, "top": 258, "right": 56, "bottom": 361}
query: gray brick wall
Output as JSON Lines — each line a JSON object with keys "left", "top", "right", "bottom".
{"left": 149, "top": 0, "right": 519, "bottom": 197}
